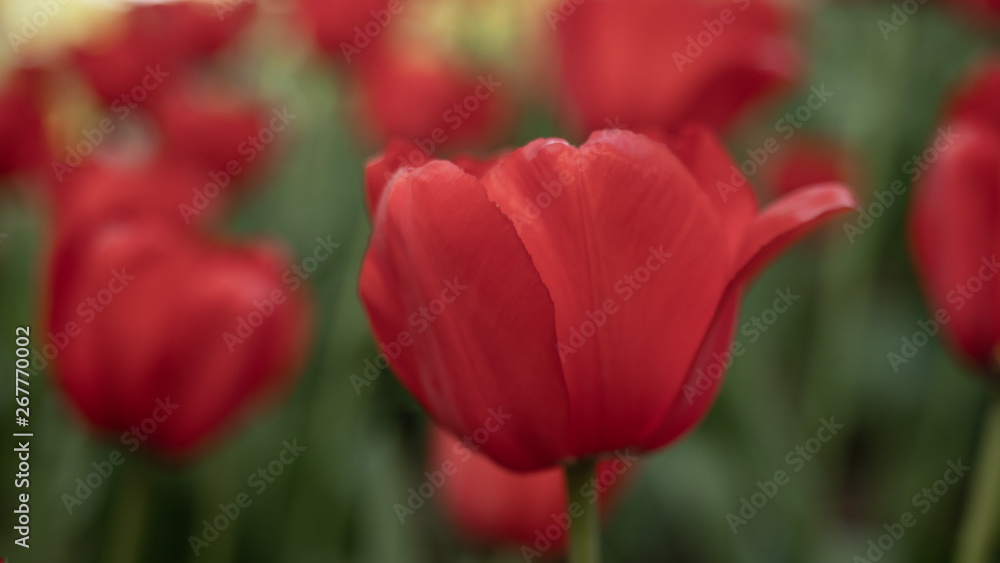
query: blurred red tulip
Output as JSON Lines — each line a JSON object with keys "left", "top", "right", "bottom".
{"left": 556, "top": 0, "right": 798, "bottom": 135}
{"left": 51, "top": 158, "right": 224, "bottom": 234}
{"left": 47, "top": 215, "right": 311, "bottom": 456}
{"left": 360, "top": 128, "right": 855, "bottom": 470}
{"left": 73, "top": 1, "right": 254, "bottom": 104}
{"left": 0, "top": 67, "right": 48, "bottom": 180}
{"left": 943, "top": 0, "right": 1000, "bottom": 24}
{"left": 763, "top": 137, "right": 861, "bottom": 198}
{"left": 295, "top": 0, "right": 392, "bottom": 59}
{"left": 352, "top": 43, "right": 509, "bottom": 149}
{"left": 947, "top": 59, "right": 1000, "bottom": 134}
{"left": 910, "top": 63, "right": 1000, "bottom": 374}
{"left": 148, "top": 75, "right": 270, "bottom": 181}
{"left": 429, "top": 425, "right": 633, "bottom": 555}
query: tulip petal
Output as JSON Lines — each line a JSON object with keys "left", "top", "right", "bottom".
{"left": 666, "top": 126, "right": 758, "bottom": 255}
{"left": 430, "top": 425, "right": 568, "bottom": 549}
{"left": 481, "top": 130, "right": 730, "bottom": 456}
{"left": 430, "top": 424, "right": 631, "bottom": 551}
{"left": 364, "top": 139, "right": 424, "bottom": 214}
{"left": 557, "top": 0, "right": 796, "bottom": 133}
{"left": 365, "top": 140, "right": 504, "bottom": 216}
{"left": 675, "top": 32, "right": 798, "bottom": 131}
{"left": 910, "top": 123, "right": 1000, "bottom": 367}
{"left": 948, "top": 59, "right": 1000, "bottom": 134}
{"left": 734, "top": 182, "right": 857, "bottom": 284}
{"left": 360, "top": 161, "right": 572, "bottom": 470}
{"left": 643, "top": 182, "right": 855, "bottom": 449}
{"left": 48, "top": 220, "right": 309, "bottom": 455}
{"left": 640, "top": 288, "right": 740, "bottom": 450}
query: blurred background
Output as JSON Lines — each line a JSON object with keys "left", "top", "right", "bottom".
{"left": 0, "top": 0, "right": 998, "bottom": 561}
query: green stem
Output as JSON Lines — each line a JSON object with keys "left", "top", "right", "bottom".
{"left": 566, "top": 459, "right": 601, "bottom": 563}
{"left": 953, "top": 388, "right": 1000, "bottom": 563}
{"left": 106, "top": 460, "right": 150, "bottom": 563}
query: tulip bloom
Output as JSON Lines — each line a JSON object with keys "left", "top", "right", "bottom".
{"left": 352, "top": 44, "right": 509, "bottom": 149}
{"left": 763, "top": 137, "right": 861, "bottom": 198}
{"left": 47, "top": 214, "right": 311, "bottom": 455}
{"left": 909, "top": 63, "right": 1000, "bottom": 375}
{"left": 360, "top": 128, "right": 855, "bottom": 471}
{"left": 943, "top": 0, "right": 1000, "bottom": 24}
{"left": 51, "top": 157, "right": 234, "bottom": 232}
{"left": 428, "top": 426, "right": 631, "bottom": 556}
{"left": 72, "top": 1, "right": 254, "bottom": 104}
{"left": 148, "top": 76, "right": 269, "bottom": 180}
{"left": 295, "top": 0, "right": 392, "bottom": 59}
{"left": 0, "top": 67, "right": 47, "bottom": 180}
{"left": 947, "top": 60, "right": 1000, "bottom": 132}
{"left": 917, "top": 60, "right": 1000, "bottom": 563}
{"left": 556, "top": 0, "right": 798, "bottom": 134}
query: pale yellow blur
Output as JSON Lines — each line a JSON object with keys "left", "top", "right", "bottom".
{"left": 0, "top": 0, "right": 225, "bottom": 74}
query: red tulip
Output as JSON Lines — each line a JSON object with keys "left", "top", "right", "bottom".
{"left": 942, "top": 0, "right": 1000, "bottom": 24}
{"left": 295, "top": 0, "right": 392, "bottom": 59}
{"left": 172, "top": 0, "right": 256, "bottom": 55}
{"left": 50, "top": 157, "right": 224, "bottom": 234}
{"left": 352, "top": 43, "right": 509, "bottom": 149}
{"left": 429, "top": 425, "right": 631, "bottom": 554}
{"left": 0, "top": 67, "right": 47, "bottom": 180}
{"left": 910, "top": 63, "right": 1000, "bottom": 374}
{"left": 360, "top": 128, "right": 855, "bottom": 470}
{"left": 556, "top": 0, "right": 798, "bottom": 135}
{"left": 763, "top": 137, "right": 861, "bottom": 198}
{"left": 47, "top": 214, "right": 311, "bottom": 455}
{"left": 72, "top": 1, "right": 254, "bottom": 104}
{"left": 364, "top": 138, "right": 504, "bottom": 213}
{"left": 947, "top": 59, "right": 1000, "bottom": 134}
{"left": 148, "top": 75, "right": 270, "bottom": 181}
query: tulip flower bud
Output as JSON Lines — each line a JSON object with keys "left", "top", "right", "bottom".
{"left": 47, "top": 215, "right": 312, "bottom": 456}
{"left": 72, "top": 1, "right": 254, "bottom": 105}
{"left": 556, "top": 0, "right": 799, "bottom": 135}
{"left": 0, "top": 67, "right": 47, "bottom": 181}
{"left": 910, "top": 61, "right": 1000, "bottom": 375}
{"left": 427, "top": 426, "right": 632, "bottom": 558}
{"left": 361, "top": 128, "right": 855, "bottom": 470}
